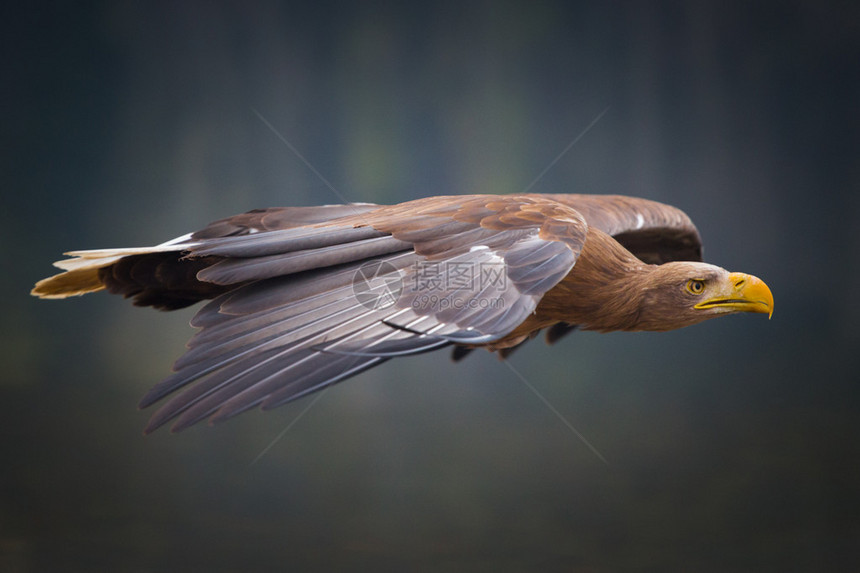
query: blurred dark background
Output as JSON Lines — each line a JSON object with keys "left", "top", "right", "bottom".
{"left": 3, "top": 1, "right": 859, "bottom": 571}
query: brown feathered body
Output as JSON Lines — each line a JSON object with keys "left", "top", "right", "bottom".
{"left": 32, "top": 194, "right": 771, "bottom": 432}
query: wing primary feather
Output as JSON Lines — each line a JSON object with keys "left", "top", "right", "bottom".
{"left": 259, "top": 356, "right": 387, "bottom": 412}
{"left": 144, "top": 298, "right": 390, "bottom": 411}
{"left": 380, "top": 317, "right": 506, "bottom": 345}
{"left": 189, "top": 226, "right": 388, "bottom": 258}
{"left": 142, "top": 348, "right": 283, "bottom": 431}
{"left": 177, "top": 293, "right": 363, "bottom": 368}
{"left": 180, "top": 313, "right": 408, "bottom": 427}
{"left": 178, "top": 292, "right": 410, "bottom": 372}
{"left": 187, "top": 287, "right": 357, "bottom": 348}
{"left": 168, "top": 349, "right": 329, "bottom": 431}
{"left": 313, "top": 316, "right": 455, "bottom": 357}
{"left": 210, "top": 251, "right": 418, "bottom": 319}
{"left": 197, "top": 235, "right": 412, "bottom": 284}
{"left": 152, "top": 307, "right": 415, "bottom": 430}
{"left": 315, "top": 337, "right": 450, "bottom": 357}
{"left": 139, "top": 340, "right": 269, "bottom": 410}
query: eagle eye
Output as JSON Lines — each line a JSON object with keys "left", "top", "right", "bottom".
{"left": 686, "top": 279, "right": 705, "bottom": 295}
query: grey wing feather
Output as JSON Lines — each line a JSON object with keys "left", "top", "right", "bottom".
{"left": 191, "top": 204, "right": 379, "bottom": 239}
{"left": 140, "top": 195, "right": 589, "bottom": 432}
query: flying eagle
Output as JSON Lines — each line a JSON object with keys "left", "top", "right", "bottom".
{"left": 32, "top": 194, "right": 773, "bottom": 433}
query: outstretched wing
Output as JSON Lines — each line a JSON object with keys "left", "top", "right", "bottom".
{"left": 140, "top": 195, "right": 588, "bottom": 432}
{"left": 541, "top": 194, "right": 703, "bottom": 264}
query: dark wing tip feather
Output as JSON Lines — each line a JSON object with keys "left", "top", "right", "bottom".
{"left": 539, "top": 193, "right": 703, "bottom": 263}
{"left": 545, "top": 322, "right": 578, "bottom": 345}
{"left": 451, "top": 346, "right": 475, "bottom": 362}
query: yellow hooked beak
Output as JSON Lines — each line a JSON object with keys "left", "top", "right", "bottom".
{"left": 694, "top": 272, "right": 774, "bottom": 319}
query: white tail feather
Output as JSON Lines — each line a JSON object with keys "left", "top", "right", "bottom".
{"left": 31, "top": 234, "right": 198, "bottom": 299}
